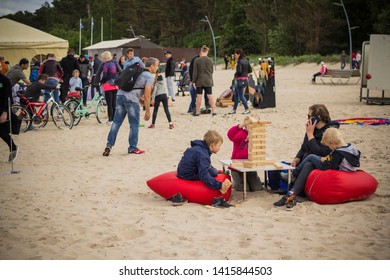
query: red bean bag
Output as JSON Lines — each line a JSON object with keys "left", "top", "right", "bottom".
{"left": 146, "top": 171, "right": 231, "bottom": 205}
{"left": 305, "top": 169, "right": 378, "bottom": 204}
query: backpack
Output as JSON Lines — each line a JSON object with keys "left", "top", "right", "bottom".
{"left": 114, "top": 63, "right": 148, "bottom": 92}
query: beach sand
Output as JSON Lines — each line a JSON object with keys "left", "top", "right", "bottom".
{"left": 0, "top": 63, "right": 389, "bottom": 260}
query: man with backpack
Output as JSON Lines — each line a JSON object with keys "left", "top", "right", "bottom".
{"left": 102, "top": 57, "right": 159, "bottom": 156}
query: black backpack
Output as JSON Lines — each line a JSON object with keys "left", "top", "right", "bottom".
{"left": 114, "top": 63, "right": 148, "bottom": 92}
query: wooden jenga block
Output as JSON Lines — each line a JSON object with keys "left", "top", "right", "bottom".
{"left": 273, "top": 162, "right": 283, "bottom": 169}
{"left": 231, "top": 161, "right": 245, "bottom": 167}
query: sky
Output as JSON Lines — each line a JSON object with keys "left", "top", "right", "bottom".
{"left": 0, "top": 0, "right": 50, "bottom": 17}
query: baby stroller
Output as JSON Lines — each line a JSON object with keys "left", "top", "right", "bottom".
{"left": 176, "top": 70, "right": 190, "bottom": 96}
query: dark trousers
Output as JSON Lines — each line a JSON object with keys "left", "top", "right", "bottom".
{"left": 188, "top": 83, "right": 210, "bottom": 112}
{"left": 291, "top": 162, "right": 315, "bottom": 195}
{"left": 312, "top": 72, "right": 322, "bottom": 82}
{"left": 0, "top": 125, "right": 17, "bottom": 151}
{"left": 81, "top": 77, "right": 89, "bottom": 105}
{"left": 152, "top": 94, "right": 172, "bottom": 124}
{"left": 105, "top": 90, "right": 117, "bottom": 122}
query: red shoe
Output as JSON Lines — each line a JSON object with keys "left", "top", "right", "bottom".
{"left": 129, "top": 148, "right": 145, "bottom": 154}
{"left": 169, "top": 123, "right": 174, "bottom": 129}
{"left": 148, "top": 124, "right": 155, "bottom": 128}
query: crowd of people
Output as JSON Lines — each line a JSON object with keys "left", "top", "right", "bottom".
{"left": 1, "top": 48, "right": 362, "bottom": 210}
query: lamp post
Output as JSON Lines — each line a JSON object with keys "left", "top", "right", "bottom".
{"left": 334, "top": 0, "right": 354, "bottom": 69}
{"left": 201, "top": 16, "right": 217, "bottom": 70}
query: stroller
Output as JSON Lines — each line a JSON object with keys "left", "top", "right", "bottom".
{"left": 176, "top": 70, "right": 191, "bottom": 96}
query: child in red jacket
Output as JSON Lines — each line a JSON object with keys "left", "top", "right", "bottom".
{"left": 227, "top": 116, "right": 263, "bottom": 192}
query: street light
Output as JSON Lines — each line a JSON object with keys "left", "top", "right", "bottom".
{"left": 201, "top": 15, "right": 217, "bottom": 70}
{"left": 334, "top": 0, "right": 354, "bottom": 69}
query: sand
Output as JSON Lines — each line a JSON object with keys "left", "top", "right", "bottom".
{"left": 0, "top": 63, "right": 389, "bottom": 260}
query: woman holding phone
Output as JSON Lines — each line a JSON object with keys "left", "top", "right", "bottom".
{"left": 273, "top": 104, "right": 340, "bottom": 210}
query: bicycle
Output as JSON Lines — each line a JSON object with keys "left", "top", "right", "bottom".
{"left": 64, "top": 85, "right": 108, "bottom": 126}
{"left": 11, "top": 90, "right": 74, "bottom": 132}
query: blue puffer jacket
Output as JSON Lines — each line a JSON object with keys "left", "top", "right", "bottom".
{"left": 177, "top": 140, "right": 221, "bottom": 190}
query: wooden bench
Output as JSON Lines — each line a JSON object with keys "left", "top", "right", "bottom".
{"left": 320, "top": 69, "right": 361, "bottom": 85}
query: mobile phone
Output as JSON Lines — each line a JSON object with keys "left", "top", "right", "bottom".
{"left": 311, "top": 116, "right": 320, "bottom": 124}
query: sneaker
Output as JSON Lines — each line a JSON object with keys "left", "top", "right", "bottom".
{"left": 273, "top": 194, "right": 289, "bottom": 207}
{"left": 171, "top": 193, "right": 187, "bottom": 206}
{"left": 242, "top": 110, "right": 251, "bottom": 115}
{"left": 8, "top": 146, "right": 19, "bottom": 162}
{"left": 148, "top": 124, "right": 155, "bottom": 128}
{"left": 169, "top": 123, "right": 174, "bottom": 129}
{"left": 129, "top": 148, "right": 145, "bottom": 154}
{"left": 285, "top": 195, "right": 297, "bottom": 211}
{"left": 211, "top": 113, "right": 217, "bottom": 117}
{"left": 102, "top": 147, "right": 111, "bottom": 156}
{"left": 212, "top": 197, "right": 233, "bottom": 208}
{"left": 228, "top": 110, "right": 236, "bottom": 114}
{"left": 192, "top": 112, "right": 200, "bottom": 116}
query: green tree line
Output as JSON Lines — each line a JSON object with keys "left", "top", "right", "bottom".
{"left": 3, "top": 0, "right": 390, "bottom": 56}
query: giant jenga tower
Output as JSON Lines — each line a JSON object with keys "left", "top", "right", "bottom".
{"left": 232, "top": 116, "right": 282, "bottom": 169}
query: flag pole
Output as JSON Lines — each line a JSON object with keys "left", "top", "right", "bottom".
{"left": 91, "top": 17, "right": 94, "bottom": 45}
{"left": 101, "top": 17, "right": 103, "bottom": 42}
{"left": 79, "top": 18, "right": 82, "bottom": 55}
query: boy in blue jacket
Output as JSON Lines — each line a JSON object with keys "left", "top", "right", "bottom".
{"left": 176, "top": 130, "right": 231, "bottom": 205}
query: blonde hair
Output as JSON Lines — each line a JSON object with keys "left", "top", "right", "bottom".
{"left": 101, "top": 51, "right": 112, "bottom": 62}
{"left": 201, "top": 45, "right": 209, "bottom": 52}
{"left": 203, "top": 130, "right": 223, "bottom": 145}
{"left": 321, "top": 128, "right": 343, "bottom": 146}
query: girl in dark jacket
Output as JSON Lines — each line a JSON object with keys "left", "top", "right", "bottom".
{"left": 229, "top": 48, "right": 252, "bottom": 115}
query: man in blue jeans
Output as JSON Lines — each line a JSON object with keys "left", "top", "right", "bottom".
{"left": 102, "top": 57, "right": 159, "bottom": 156}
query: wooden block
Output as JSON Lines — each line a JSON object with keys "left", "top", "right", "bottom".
{"left": 272, "top": 162, "right": 283, "bottom": 169}
{"left": 231, "top": 161, "right": 245, "bottom": 167}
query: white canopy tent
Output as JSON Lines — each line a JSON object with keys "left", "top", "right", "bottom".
{"left": 0, "top": 18, "right": 68, "bottom": 69}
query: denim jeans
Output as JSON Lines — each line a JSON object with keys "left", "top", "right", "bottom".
{"left": 106, "top": 95, "right": 140, "bottom": 152}
{"left": 44, "top": 78, "right": 60, "bottom": 103}
{"left": 293, "top": 154, "right": 323, "bottom": 177}
{"left": 233, "top": 79, "right": 249, "bottom": 110}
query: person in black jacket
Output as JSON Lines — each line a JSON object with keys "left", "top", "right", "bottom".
{"left": 0, "top": 63, "right": 18, "bottom": 162}
{"left": 60, "top": 49, "right": 80, "bottom": 103}
{"left": 164, "top": 51, "right": 176, "bottom": 102}
{"left": 22, "top": 74, "right": 58, "bottom": 102}
{"left": 229, "top": 48, "right": 252, "bottom": 115}
{"left": 274, "top": 104, "right": 340, "bottom": 210}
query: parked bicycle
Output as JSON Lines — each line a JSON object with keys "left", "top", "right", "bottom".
{"left": 64, "top": 85, "right": 108, "bottom": 126}
{"left": 11, "top": 90, "right": 74, "bottom": 132}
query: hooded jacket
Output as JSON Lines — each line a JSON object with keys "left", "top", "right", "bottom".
{"left": 295, "top": 121, "right": 340, "bottom": 161}
{"left": 177, "top": 140, "right": 221, "bottom": 189}
{"left": 322, "top": 143, "right": 361, "bottom": 172}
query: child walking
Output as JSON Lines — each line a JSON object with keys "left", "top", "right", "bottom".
{"left": 148, "top": 73, "right": 174, "bottom": 129}
{"left": 227, "top": 116, "right": 262, "bottom": 192}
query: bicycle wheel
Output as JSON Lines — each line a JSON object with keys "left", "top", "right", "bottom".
{"left": 64, "top": 99, "right": 82, "bottom": 126}
{"left": 51, "top": 104, "right": 73, "bottom": 129}
{"left": 32, "top": 107, "right": 49, "bottom": 129}
{"left": 11, "top": 104, "right": 31, "bottom": 132}
{"left": 96, "top": 98, "right": 109, "bottom": 124}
